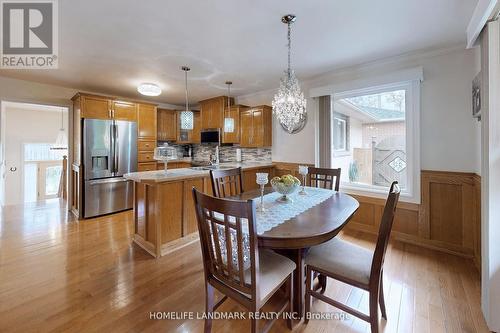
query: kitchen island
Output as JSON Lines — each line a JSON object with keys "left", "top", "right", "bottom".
{"left": 124, "top": 162, "right": 275, "bottom": 258}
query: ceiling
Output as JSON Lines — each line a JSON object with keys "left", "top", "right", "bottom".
{"left": 0, "top": 0, "right": 477, "bottom": 105}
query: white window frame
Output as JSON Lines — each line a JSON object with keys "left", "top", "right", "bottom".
{"left": 332, "top": 114, "right": 348, "bottom": 154}
{"left": 332, "top": 80, "right": 421, "bottom": 204}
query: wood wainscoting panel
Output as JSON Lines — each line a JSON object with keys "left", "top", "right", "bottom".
{"left": 429, "top": 182, "right": 463, "bottom": 246}
{"left": 273, "top": 161, "right": 314, "bottom": 179}
{"left": 349, "top": 201, "right": 378, "bottom": 232}
{"left": 349, "top": 195, "right": 420, "bottom": 237}
{"left": 345, "top": 170, "right": 481, "bottom": 260}
{"left": 421, "top": 170, "right": 480, "bottom": 258}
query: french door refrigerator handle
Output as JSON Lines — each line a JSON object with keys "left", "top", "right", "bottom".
{"left": 113, "top": 122, "right": 119, "bottom": 174}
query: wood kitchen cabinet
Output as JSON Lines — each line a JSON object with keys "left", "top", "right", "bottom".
{"left": 137, "top": 104, "right": 157, "bottom": 138}
{"left": 76, "top": 93, "right": 137, "bottom": 121}
{"left": 137, "top": 103, "right": 157, "bottom": 171}
{"left": 137, "top": 162, "right": 157, "bottom": 171}
{"left": 156, "top": 161, "right": 191, "bottom": 170}
{"left": 112, "top": 100, "right": 137, "bottom": 121}
{"left": 157, "top": 108, "right": 177, "bottom": 141}
{"left": 199, "top": 96, "right": 234, "bottom": 129}
{"left": 222, "top": 105, "right": 247, "bottom": 144}
{"left": 240, "top": 105, "right": 272, "bottom": 147}
{"left": 177, "top": 111, "right": 201, "bottom": 144}
{"left": 80, "top": 95, "right": 112, "bottom": 119}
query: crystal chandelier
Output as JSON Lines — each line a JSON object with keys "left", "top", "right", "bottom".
{"left": 180, "top": 66, "right": 194, "bottom": 130}
{"left": 272, "top": 14, "right": 306, "bottom": 134}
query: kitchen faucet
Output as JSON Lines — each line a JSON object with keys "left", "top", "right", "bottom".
{"left": 210, "top": 145, "right": 220, "bottom": 165}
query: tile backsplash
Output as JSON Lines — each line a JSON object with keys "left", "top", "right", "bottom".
{"left": 192, "top": 145, "right": 272, "bottom": 163}
{"left": 157, "top": 142, "right": 272, "bottom": 163}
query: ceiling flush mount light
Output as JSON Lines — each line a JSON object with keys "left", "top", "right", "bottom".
{"left": 180, "top": 66, "right": 194, "bottom": 130}
{"left": 137, "top": 83, "right": 162, "bottom": 96}
{"left": 272, "top": 14, "right": 307, "bottom": 134}
{"left": 224, "top": 81, "right": 234, "bottom": 133}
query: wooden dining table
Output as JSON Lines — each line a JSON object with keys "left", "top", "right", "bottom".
{"left": 232, "top": 188, "right": 360, "bottom": 319}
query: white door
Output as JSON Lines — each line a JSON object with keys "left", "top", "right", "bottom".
{"left": 37, "top": 161, "right": 62, "bottom": 200}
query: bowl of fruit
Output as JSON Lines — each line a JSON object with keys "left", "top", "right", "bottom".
{"left": 270, "top": 174, "right": 301, "bottom": 203}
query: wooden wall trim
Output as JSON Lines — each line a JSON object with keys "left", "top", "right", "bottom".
{"left": 344, "top": 170, "right": 481, "bottom": 262}
{"left": 272, "top": 163, "right": 481, "bottom": 263}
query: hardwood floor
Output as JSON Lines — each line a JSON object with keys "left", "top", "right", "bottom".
{"left": 0, "top": 199, "right": 490, "bottom": 333}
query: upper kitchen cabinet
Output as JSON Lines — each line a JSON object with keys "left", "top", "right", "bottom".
{"left": 199, "top": 96, "right": 234, "bottom": 129}
{"left": 157, "top": 108, "right": 177, "bottom": 141}
{"left": 112, "top": 100, "right": 137, "bottom": 121}
{"left": 222, "top": 105, "right": 247, "bottom": 144}
{"left": 137, "top": 103, "right": 157, "bottom": 139}
{"left": 240, "top": 105, "right": 272, "bottom": 147}
{"left": 177, "top": 111, "right": 201, "bottom": 144}
{"left": 79, "top": 94, "right": 112, "bottom": 119}
{"left": 74, "top": 93, "right": 137, "bottom": 122}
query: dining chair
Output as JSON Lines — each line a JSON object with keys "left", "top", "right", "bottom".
{"left": 304, "top": 181, "right": 400, "bottom": 333}
{"left": 210, "top": 167, "right": 244, "bottom": 198}
{"left": 308, "top": 167, "right": 341, "bottom": 191}
{"left": 192, "top": 188, "right": 295, "bottom": 333}
{"left": 307, "top": 167, "right": 342, "bottom": 290}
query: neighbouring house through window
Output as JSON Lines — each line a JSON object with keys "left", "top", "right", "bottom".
{"left": 331, "top": 80, "right": 420, "bottom": 202}
{"left": 332, "top": 112, "right": 348, "bottom": 154}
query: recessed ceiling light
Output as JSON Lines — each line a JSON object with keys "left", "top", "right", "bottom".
{"left": 137, "top": 83, "right": 161, "bottom": 96}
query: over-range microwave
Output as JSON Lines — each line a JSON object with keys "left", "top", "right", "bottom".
{"left": 200, "top": 128, "right": 221, "bottom": 144}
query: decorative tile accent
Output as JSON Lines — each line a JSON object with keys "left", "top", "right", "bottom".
{"left": 193, "top": 144, "right": 272, "bottom": 164}
{"left": 389, "top": 156, "right": 407, "bottom": 173}
{"left": 156, "top": 142, "right": 272, "bottom": 164}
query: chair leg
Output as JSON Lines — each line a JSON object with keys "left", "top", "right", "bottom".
{"left": 251, "top": 316, "right": 258, "bottom": 333}
{"left": 304, "top": 266, "right": 312, "bottom": 324}
{"left": 379, "top": 275, "right": 387, "bottom": 320}
{"left": 204, "top": 283, "right": 215, "bottom": 333}
{"left": 369, "top": 290, "right": 379, "bottom": 333}
{"left": 318, "top": 274, "right": 327, "bottom": 294}
{"left": 286, "top": 275, "right": 293, "bottom": 330}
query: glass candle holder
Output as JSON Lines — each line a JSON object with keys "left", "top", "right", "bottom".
{"left": 298, "top": 165, "right": 309, "bottom": 195}
{"left": 256, "top": 173, "right": 269, "bottom": 212}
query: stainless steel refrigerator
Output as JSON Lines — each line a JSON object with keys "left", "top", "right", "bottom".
{"left": 83, "top": 119, "right": 137, "bottom": 218}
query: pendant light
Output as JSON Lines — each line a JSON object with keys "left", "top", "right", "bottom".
{"left": 223, "top": 81, "right": 234, "bottom": 133}
{"left": 272, "top": 14, "right": 307, "bottom": 134}
{"left": 180, "top": 66, "right": 194, "bottom": 130}
{"left": 51, "top": 107, "right": 67, "bottom": 151}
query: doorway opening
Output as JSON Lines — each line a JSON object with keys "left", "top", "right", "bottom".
{"left": 0, "top": 101, "right": 69, "bottom": 206}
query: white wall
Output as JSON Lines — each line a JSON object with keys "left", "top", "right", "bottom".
{"left": 480, "top": 20, "right": 500, "bottom": 333}
{"left": 2, "top": 106, "right": 66, "bottom": 205}
{"left": 237, "top": 46, "right": 481, "bottom": 174}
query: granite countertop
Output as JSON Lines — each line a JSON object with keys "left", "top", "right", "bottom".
{"left": 167, "top": 157, "right": 193, "bottom": 163}
{"left": 125, "top": 161, "right": 274, "bottom": 184}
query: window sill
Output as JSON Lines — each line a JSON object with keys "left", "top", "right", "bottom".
{"left": 332, "top": 151, "right": 351, "bottom": 157}
{"left": 341, "top": 183, "right": 419, "bottom": 204}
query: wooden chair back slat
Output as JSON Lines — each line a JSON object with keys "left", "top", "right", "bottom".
{"left": 308, "top": 167, "right": 341, "bottom": 191}
{"left": 210, "top": 168, "right": 244, "bottom": 198}
{"left": 370, "top": 181, "right": 400, "bottom": 282}
{"left": 192, "top": 188, "right": 258, "bottom": 298}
